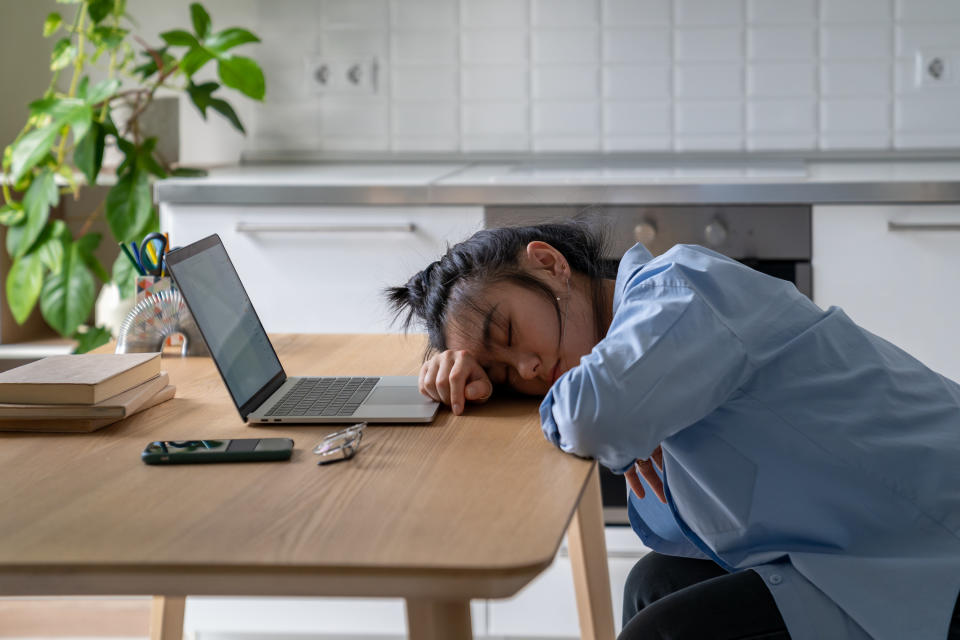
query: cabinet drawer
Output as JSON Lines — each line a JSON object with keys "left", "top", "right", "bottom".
{"left": 159, "top": 205, "right": 483, "bottom": 333}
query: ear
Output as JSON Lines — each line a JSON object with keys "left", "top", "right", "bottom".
{"left": 524, "top": 241, "right": 569, "bottom": 279}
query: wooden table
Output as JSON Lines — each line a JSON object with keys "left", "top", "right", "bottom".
{"left": 0, "top": 334, "right": 614, "bottom": 640}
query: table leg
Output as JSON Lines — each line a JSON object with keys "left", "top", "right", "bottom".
{"left": 568, "top": 462, "right": 616, "bottom": 640}
{"left": 149, "top": 595, "right": 185, "bottom": 640}
{"left": 405, "top": 598, "right": 472, "bottom": 640}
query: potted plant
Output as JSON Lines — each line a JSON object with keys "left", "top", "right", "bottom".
{"left": 0, "top": 0, "right": 264, "bottom": 352}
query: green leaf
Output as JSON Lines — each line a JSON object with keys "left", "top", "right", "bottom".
{"left": 191, "top": 3, "right": 211, "bottom": 39}
{"left": 9, "top": 126, "right": 59, "bottom": 183}
{"left": 0, "top": 203, "right": 25, "bottom": 226}
{"left": 217, "top": 55, "right": 265, "bottom": 100}
{"left": 186, "top": 80, "right": 217, "bottom": 116}
{"left": 209, "top": 97, "right": 245, "bottom": 133}
{"left": 132, "top": 48, "right": 175, "bottom": 79}
{"left": 76, "top": 232, "right": 110, "bottom": 282}
{"left": 34, "top": 219, "right": 71, "bottom": 274}
{"left": 91, "top": 25, "right": 128, "bottom": 49}
{"left": 73, "top": 325, "right": 112, "bottom": 354}
{"left": 171, "top": 167, "right": 208, "bottom": 177}
{"left": 40, "top": 241, "right": 97, "bottom": 336}
{"left": 160, "top": 29, "right": 199, "bottom": 47}
{"left": 6, "top": 253, "right": 44, "bottom": 325}
{"left": 138, "top": 144, "right": 168, "bottom": 178}
{"left": 27, "top": 97, "right": 93, "bottom": 147}
{"left": 56, "top": 0, "right": 83, "bottom": 4}
{"left": 85, "top": 78, "right": 120, "bottom": 105}
{"left": 43, "top": 12, "right": 63, "bottom": 37}
{"left": 205, "top": 27, "right": 259, "bottom": 54}
{"left": 105, "top": 168, "right": 152, "bottom": 243}
{"left": 15, "top": 170, "right": 59, "bottom": 258}
{"left": 87, "top": 0, "right": 113, "bottom": 23}
{"left": 73, "top": 120, "right": 107, "bottom": 185}
{"left": 112, "top": 249, "right": 138, "bottom": 299}
{"left": 179, "top": 46, "right": 213, "bottom": 76}
{"left": 113, "top": 0, "right": 126, "bottom": 17}
{"left": 50, "top": 37, "right": 77, "bottom": 70}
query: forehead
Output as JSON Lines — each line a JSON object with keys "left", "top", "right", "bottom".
{"left": 442, "top": 282, "right": 522, "bottom": 353}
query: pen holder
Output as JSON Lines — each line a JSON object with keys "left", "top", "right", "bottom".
{"left": 115, "top": 277, "right": 209, "bottom": 357}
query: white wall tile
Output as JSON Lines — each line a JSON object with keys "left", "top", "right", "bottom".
{"left": 392, "top": 31, "right": 458, "bottom": 63}
{"left": 533, "top": 102, "right": 600, "bottom": 134}
{"left": 747, "top": 133, "right": 817, "bottom": 150}
{"left": 534, "top": 136, "right": 601, "bottom": 151}
{"left": 821, "top": 99, "right": 891, "bottom": 131}
{"left": 675, "top": 0, "right": 743, "bottom": 26}
{"left": 603, "top": 135, "right": 673, "bottom": 151}
{"left": 462, "top": 135, "right": 531, "bottom": 151}
{"left": 821, "top": 25, "right": 892, "bottom": 59}
{"left": 603, "top": 102, "right": 671, "bottom": 135}
{"left": 322, "top": 0, "right": 388, "bottom": 28}
{"left": 821, "top": 132, "right": 890, "bottom": 148}
{"left": 461, "top": 0, "right": 529, "bottom": 28}
{"left": 821, "top": 61, "right": 891, "bottom": 96}
{"left": 462, "top": 103, "right": 528, "bottom": 135}
{"left": 602, "top": 29, "right": 671, "bottom": 63}
{"left": 674, "top": 134, "right": 744, "bottom": 150}
{"left": 319, "top": 102, "right": 390, "bottom": 136}
{"left": 533, "top": 66, "right": 600, "bottom": 99}
{"left": 317, "top": 136, "right": 390, "bottom": 151}
{"left": 748, "top": 27, "right": 816, "bottom": 60}
{"left": 674, "top": 28, "right": 743, "bottom": 61}
{"left": 393, "top": 136, "right": 460, "bottom": 151}
{"left": 747, "top": 100, "right": 816, "bottom": 132}
{"left": 820, "top": 0, "right": 892, "bottom": 23}
{"left": 392, "top": 103, "right": 459, "bottom": 135}
{"left": 320, "top": 30, "right": 389, "bottom": 59}
{"left": 532, "top": 0, "right": 599, "bottom": 28}
{"left": 747, "top": 0, "right": 816, "bottom": 24}
{"left": 675, "top": 101, "right": 744, "bottom": 134}
{"left": 603, "top": 66, "right": 671, "bottom": 99}
{"left": 603, "top": 0, "right": 671, "bottom": 26}
{"left": 675, "top": 64, "right": 743, "bottom": 98}
{"left": 896, "top": 25, "right": 960, "bottom": 58}
{"left": 896, "top": 96, "right": 960, "bottom": 131}
{"left": 392, "top": 66, "right": 459, "bottom": 100}
{"left": 896, "top": 0, "right": 960, "bottom": 23}
{"left": 462, "top": 67, "right": 529, "bottom": 100}
{"left": 747, "top": 63, "right": 817, "bottom": 97}
{"left": 895, "top": 131, "right": 960, "bottom": 148}
{"left": 390, "top": 0, "right": 457, "bottom": 29}
{"left": 533, "top": 30, "right": 600, "bottom": 63}
{"left": 462, "top": 30, "right": 528, "bottom": 64}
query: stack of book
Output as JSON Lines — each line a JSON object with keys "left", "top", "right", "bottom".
{"left": 0, "top": 353, "right": 175, "bottom": 432}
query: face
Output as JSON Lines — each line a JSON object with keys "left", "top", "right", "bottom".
{"left": 443, "top": 244, "right": 600, "bottom": 396}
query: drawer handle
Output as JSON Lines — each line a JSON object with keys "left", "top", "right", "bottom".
{"left": 887, "top": 222, "right": 960, "bottom": 232}
{"left": 236, "top": 222, "right": 416, "bottom": 234}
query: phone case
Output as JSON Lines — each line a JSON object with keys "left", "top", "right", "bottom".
{"left": 141, "top": 438, "right": 293, "bottom": 464}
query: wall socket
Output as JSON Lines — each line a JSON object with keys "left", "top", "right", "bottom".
{"left": 305, "top": 57, "right": 379, "bottom": 95}
{"left": 914, "top": 49, "right": 960, "bottom": 88}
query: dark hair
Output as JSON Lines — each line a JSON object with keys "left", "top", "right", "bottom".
{"left": 385, "top": 219, "right": 614, "bottom": 356}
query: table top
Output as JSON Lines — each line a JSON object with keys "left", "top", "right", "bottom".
{"left": 0, "top": 334, "right": 594, "bottom": 599}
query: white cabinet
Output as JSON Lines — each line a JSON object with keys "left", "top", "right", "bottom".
{"left": 813, "top": 205, "right": 960, "bottom": 382}
{"left": 158, "top": 204, "right": 484, "bottom": 333}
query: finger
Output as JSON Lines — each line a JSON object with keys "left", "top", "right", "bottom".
{"left": 465, "top": 378, "right": 492, "bottom": 403}
{"left": 652, "top": 445, "right": 664, "bottom": 471}
{"left": 625, "top": 465, "right": 645, "bottom": 500}
{"left": 434, "top": 355, "right": 455, "bottom": 406}
{"left": 419, "top": 359, "right": 441, "bottom": 402}
{"left": 637, "top": 459, "right": 666, "bottom": 504}
{"left": 448, "top": 356, "right": 470, "bottom": 415}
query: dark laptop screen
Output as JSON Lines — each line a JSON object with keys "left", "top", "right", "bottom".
{"left": 166, "top": 236, "right": 283, "bottom": 414}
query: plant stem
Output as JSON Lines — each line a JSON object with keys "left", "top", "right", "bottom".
{"left": 56, "top": 5, "right": 87, "bottom": 165}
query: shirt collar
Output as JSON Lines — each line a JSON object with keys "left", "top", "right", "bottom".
{"left": 613, "top": 242, "right": 655, "bottom": 313}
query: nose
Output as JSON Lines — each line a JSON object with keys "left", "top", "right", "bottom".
{"left": 515, "top": 354, "right": 541, "bottom": 379}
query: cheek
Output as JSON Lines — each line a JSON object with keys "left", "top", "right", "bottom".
{"left": 512, "top": 377, "right": 551, "bottom": 396}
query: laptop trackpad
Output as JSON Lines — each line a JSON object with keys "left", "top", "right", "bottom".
{"left": 366, "top": 387, "right": 432, "bottom": 405}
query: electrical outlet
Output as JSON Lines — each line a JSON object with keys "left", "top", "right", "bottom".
{"left": 305, "top": 57, "right": 379, "bottom": 95}
{"left": 914, "top": 49, "right": 960, "bottom": 88}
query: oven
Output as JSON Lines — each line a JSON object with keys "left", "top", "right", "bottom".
{"left": 485, "top": 205, "right": 812, "bottom": 524}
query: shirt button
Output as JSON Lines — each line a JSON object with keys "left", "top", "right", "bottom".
{"left": 768, "top": 573, "right": 783, "bottom": 585}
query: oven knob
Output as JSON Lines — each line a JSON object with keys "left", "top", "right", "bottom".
{"left": 704, "top": 220, "right": 728, "bottom": 247}
{"left": 634, "top": 221, "right": 657, "bottom": 246}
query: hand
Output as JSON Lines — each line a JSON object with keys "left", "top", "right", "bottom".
{"left": 418, "top": 349, "right": 493, "bottom": 416}
{"left": 625, "top": 446, "right": 665, "bottom": 503}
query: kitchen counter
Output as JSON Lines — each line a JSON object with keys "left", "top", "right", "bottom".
{"left": 154, "top": 159, "right": 960, "bottom": 206}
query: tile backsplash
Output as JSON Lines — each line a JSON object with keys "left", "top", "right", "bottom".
{"left": 246, "top": 0, "right": 960, "bottom": 157}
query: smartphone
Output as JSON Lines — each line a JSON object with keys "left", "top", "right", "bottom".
{"left": 141, "top": 438, "right": 294, "bottom": 464}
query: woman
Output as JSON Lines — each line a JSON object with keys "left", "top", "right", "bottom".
{"left": 386, "top": 221, "right": 960, "bottom": 640}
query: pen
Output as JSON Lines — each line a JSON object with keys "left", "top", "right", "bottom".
{"left": 120, "top": 243, "right": 146, "bottom": 276}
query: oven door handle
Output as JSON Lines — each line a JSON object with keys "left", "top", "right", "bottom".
{"left": 887, "top": 222, "right": 960, "bottom": 232}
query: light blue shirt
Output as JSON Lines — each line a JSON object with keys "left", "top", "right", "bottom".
{"left": 540, "top": 243, "right": 960, "bottom": 640}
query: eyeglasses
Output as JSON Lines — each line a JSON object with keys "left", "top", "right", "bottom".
{"left": 313, "top": 422, "right": 366, "bottom": 465}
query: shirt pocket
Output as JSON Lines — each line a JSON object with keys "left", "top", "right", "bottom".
{"left": 666, "top": 430, "right": 758, "bottom": 536}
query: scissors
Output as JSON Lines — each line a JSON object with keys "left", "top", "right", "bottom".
{"left": 138, "top": 232, "right": 168, "bottom": 277}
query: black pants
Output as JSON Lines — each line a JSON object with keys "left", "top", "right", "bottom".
{"left": 620, "top": 552, "right": 960, "bottom": 640}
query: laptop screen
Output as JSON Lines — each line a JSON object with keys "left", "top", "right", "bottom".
{"left": 166, "top": 236, "right": 284, "bottom": 415}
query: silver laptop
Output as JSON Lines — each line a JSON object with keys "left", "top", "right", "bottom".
{"left": 165, "top": 234, "right": 439, "bottom": 424}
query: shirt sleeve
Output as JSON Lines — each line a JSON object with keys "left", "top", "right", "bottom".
{"left": 539, "top": 281, "right": 750, "bottom": 474}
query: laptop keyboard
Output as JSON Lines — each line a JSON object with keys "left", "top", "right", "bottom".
{"left": 266, "top": 377, "right": 380, "bottom": 417}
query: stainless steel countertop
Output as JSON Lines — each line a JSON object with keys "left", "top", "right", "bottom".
{"left": 155, "top": 159, "right": 960, "bottom": 206}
